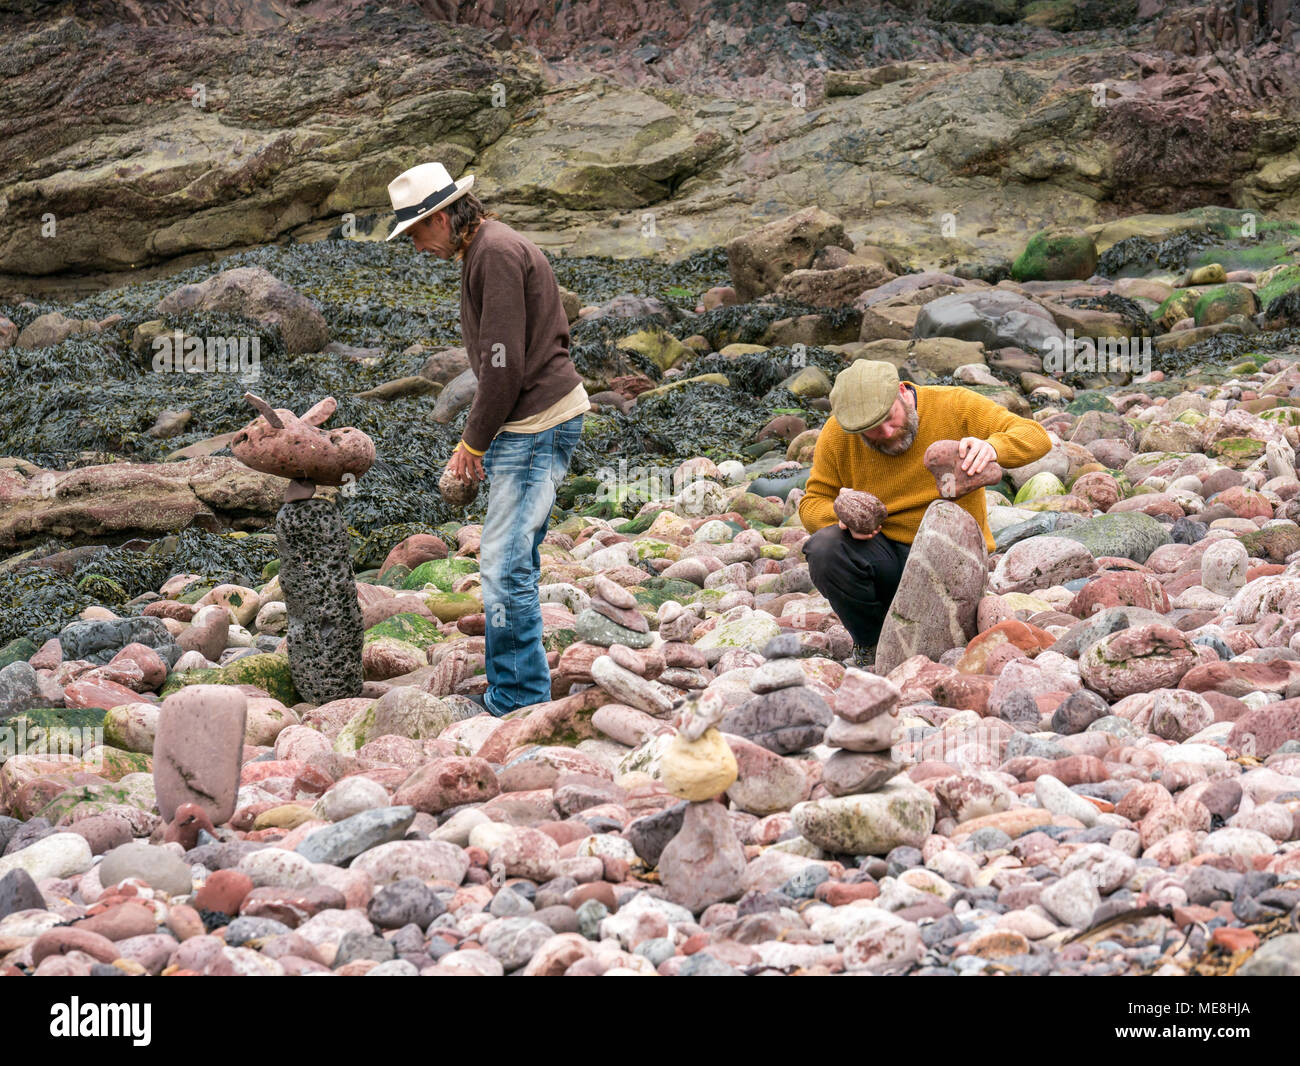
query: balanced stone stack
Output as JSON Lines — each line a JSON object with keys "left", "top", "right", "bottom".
{"left": 232, "top": 394, "right": 372, "bottom": 703}
{"left": 574, "top": 574, "right": 652, "bottom": 649}
{"left": 654, "top": 691, "right": 746, "bottom": 915}
{"left": 746, "top": 633, "right": 807, "bottom": 694}
{"left": 821, "top": 669, "right": 903, "bottom": 796}
{"left": 277, "top": 497, "right": 365, "bottom": 702}
{"left": 719, "top": 634, "right": 832, "bottom": 753}
{"left": 717, "top": 634, "right": 822, "bottom": 817}
{"left": 656, "top": 600, "right": 701, "bottom": 643}
{"left": 792, "top": 669, "right": 936, "bottom": 857}
{"left": 589, "top": 644, "right": 677, "bottom": 715}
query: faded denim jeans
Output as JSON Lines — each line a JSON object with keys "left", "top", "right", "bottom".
{"left": 478, "top": 414, "right": 584, "bottom": 716}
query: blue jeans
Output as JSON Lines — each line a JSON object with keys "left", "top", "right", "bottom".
{"left": 478, "top": 414, "right": 583, "bottom": 716}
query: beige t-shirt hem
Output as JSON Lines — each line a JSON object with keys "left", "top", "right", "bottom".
{"left": 497, "top": 382, "right": 590, "bottom": 436}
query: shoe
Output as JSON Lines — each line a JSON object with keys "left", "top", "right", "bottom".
{"left": 462, "top": 692, "right": 509, "bottom": 718}
{"left": 845, "top": 643, "right": 877, "bottom": 671}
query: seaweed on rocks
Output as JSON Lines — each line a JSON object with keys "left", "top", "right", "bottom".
{"left": 1150, "top": 325, "right": 1300, "bottom": 376}
{"left": 568, "top": 313, "right": 671, "bottom": 386}
{"left": 685, "top": 300, "right": 851, "bottom": 351}
{"left": 1264, "top": 290, "right": 1300, "bottom": 330}
{"left": 57, "top": 528, "right": 282, "bottom": 603}
{"left": 570, "top": 378, "right": 821, "bottom": 468}
{"left": 0, "top": 568, "right": 90, "bottom": 645}
{"left": 1067, "top": 292, "right": 1157, "bottom": 336}
{"left": 553, "top": 246, "right": 730, "bottom": 309}
{"left": 688, "top": 345, "right": 843, "bottom": 397}
{"left": 350, "top": 522, "right": 448, "bottom": 571}
{"left": 1096, "top": 232, "right": 1215, "bottom": 277}
{"left": 1, "top": 240, "right": 819, "bottom": 557}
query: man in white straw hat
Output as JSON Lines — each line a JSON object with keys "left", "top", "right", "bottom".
{"left": 387, "top": 162, "right": 589, "bottom": 717}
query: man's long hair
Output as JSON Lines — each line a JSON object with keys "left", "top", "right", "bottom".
{"left": 444, "top": 192, "right": 500, "bottom": 260}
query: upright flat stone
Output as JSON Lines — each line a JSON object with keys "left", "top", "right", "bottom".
{"left": 153, "top": 685, "right": 247, "bottom": 824}
{"left": 277, "top": 497, "right": 365, "bottom": 703}
{"left": 876, "top": 501, "right": 988, "bottom": 676}
{"left": 657, "top": 801, "right": 747, "bottom": 915}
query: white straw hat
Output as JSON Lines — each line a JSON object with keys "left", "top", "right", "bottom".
{"left": 385, "top": 162, "right": 475, "bottom": 241}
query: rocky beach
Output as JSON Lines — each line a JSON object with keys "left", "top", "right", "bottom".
{"left": 2, "top": 0, "right": 1300, "bottom": 985}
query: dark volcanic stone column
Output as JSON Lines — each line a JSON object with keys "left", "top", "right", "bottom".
{"left": 275, "top": 498, "right": 364, "bottom": 702}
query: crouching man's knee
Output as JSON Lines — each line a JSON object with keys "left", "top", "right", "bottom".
{"left": 802, "top": 524, "right": 847, "bottom": 582}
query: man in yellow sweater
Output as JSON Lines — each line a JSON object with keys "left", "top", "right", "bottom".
{"left": 799, "top": 360, "right": 1051, "bottom": 665}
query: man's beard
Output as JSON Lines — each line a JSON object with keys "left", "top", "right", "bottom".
{"left": 864, "top": 402, "right": 919, "bottom": 456}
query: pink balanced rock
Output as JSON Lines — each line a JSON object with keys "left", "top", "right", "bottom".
{"left": 832, "top": 488, "right": 886, "bottom": 535}
{"left": 231, "top": 393, "right": 375, "bottom": 486}
{"left": 153, "top": 685, "right": 248, "bottom": 825}
{"left": 923, "top": 439, "right": 1004, "bottom": 500}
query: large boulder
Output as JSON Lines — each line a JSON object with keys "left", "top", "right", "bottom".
{"left": 155, "top": 267, "right": 328, "bottom": 355}
{"left": 913, "top": 291, "right": 1066, "bottom": 353}
{"left": 776, "top": 263, "right": 896, "bottom": 308}
{"left": 1010, "top": 228, "right": 1098, "bottom": 282}
{"left": 0, "top": 456, "right": 287, "bottom": 549}
{"left": 727, "top": 207, "right": 854, "bottom": 302}
{"left": 474, "top": 88, "right": 726, "bottom": 213}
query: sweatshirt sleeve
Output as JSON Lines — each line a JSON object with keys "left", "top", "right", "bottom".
{"left": 798, "top": 420, "right": 843, "bottom": 533}
{"left": 461, "top": 244, "right": 529, "bottom": 453}
{"left": 958, "top": 390, "right": 1053, "bottom": 469}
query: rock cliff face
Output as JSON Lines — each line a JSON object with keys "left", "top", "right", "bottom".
{"left": 0, "top": 0, "right": 1297, "bottom": 286}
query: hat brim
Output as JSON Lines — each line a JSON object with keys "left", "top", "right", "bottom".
{"left": 840, "top": 406, "right": 893, "bottom": 434}
{"left": 385, "top": 175, "right": 475, "bottom": 241}
{"left": 852, "top": 403, "right": 894, "bottom": 431}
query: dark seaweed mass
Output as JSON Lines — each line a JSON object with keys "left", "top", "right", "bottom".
{"left": 1096, "top": 232, "right": 1215, "bottom": 277}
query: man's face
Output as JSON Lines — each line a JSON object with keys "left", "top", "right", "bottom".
{"left": 860, "top": 386, "right": 918, "bottom": 456}
{"left": 409, "top": 211, "right": 454, "bottom": 258}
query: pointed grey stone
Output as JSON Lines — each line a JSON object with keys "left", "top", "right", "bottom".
{"left": 295, "top": 806, "right": 417, "bottom": 866}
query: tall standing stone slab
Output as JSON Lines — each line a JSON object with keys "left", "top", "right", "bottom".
{"left": 875, "top": 500, "right": 987, "bottom": 676}
{"left": 276, "top": 497, "right": 365, "bottom": 703}
{"left": 657, "top": 800, "right": 747, "bottom": 915}
{"left": 153, "top": 685, "right": 247, "bottom": 825}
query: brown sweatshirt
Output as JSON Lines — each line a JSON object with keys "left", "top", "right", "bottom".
{"left": 458, "top": 219, "right": 583, "bottom": 453}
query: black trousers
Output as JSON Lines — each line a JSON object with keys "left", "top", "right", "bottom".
{"left": 802, "top": 525, "right": 911, "bottom": 648}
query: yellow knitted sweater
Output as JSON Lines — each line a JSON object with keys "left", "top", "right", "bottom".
{"left": 798, "top": 383, "right": 1052, "bottom": 553}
